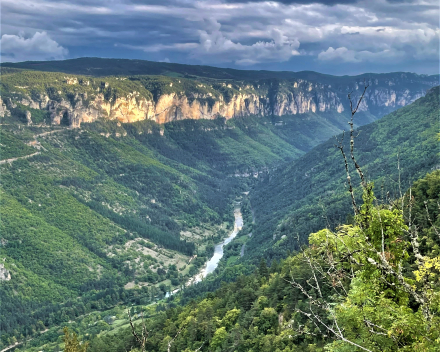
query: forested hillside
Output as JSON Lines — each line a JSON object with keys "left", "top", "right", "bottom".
{"left": 248, "top": 86, "right": 439, "bottom": 264}
{"left": 0, "top": 103, "right": 341, "bottom": 348}
{"left": 22, "top": 170, "right": 440, "bottom": 352}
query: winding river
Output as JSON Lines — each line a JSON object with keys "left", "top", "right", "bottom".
{"left": 166, "top": 207, "right": 243, "bottom": 297}
{"left": 194, "top": 207, "right": 243, "bottom": 282}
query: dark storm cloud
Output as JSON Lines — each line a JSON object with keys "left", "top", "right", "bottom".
{"left": 222, "top": 0, "right": 417, "bottom": 4}
{"left": 0, "top": 0, "right": 438, "bottom": 74}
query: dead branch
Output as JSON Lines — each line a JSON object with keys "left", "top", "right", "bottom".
{"left": 128, "top": 309, "right": 149, "bottom": 351}
{"left": 336, "top": 133, "right": 359, "bottom": 215}
{"left": 397, "top": 150, "right": 403, "bottom": 209}
{"left": 167, "top": 326, "right": 184, "bottom": 352}
{"left": 194, "top": 342, "right": 205, "bottom": 351}
{"left": 348, "top": 83, "right": 369, "bottom": 189}
{"left": 336, "top": 82, "right": 369, "bottom": 216}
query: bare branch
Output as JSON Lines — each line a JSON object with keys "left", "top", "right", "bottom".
{"left": 167, "top": 326, "right": 184, "bottom": 352}
{"left": 336, "top": 133, "right": 359, "bottom": 215}
{"left": 397, "top": 150, "right": 403, "bottom": 210}
{"left": 128, "top": 310, "right": 149, "bottom": 351}
{"left": 194, "top": 342, "right": 205, "bottom": 352}
{"left": 337, "top": 83, "right": 370, "bottom": 216}
{"left": 348, "top": 83, "right": 369, "bottom": 188}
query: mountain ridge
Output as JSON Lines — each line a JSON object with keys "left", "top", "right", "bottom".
{"left": 1, "top": 59, "right": 437, "bottom": 128}
{"left": 3, "top": 57, "right": 439, "bottom": 81}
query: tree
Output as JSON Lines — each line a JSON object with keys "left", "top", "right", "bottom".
{"left": 63, "top": 327, "right": 88, "bottom": 352}
{"left": 259, "top": 258, "right": 269, "bottom": 279}
{"left": 211, "top": 327, "right": 227, "bottom": 351}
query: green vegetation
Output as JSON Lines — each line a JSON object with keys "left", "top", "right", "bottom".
{"left": 63, "top": 327, "right": 88, "bottom": 352}
{"left": 248, "top": 86, "right": 439, "bottom": 264}
{"left": 0, "top": 129, "right": 35, "bottom": 160}
{"left": 23, "top": 171, "right": 439, "bottom": 352}
{"left": 1, "top": 98, "right": 324, "bottom": 348}
{"left": 0, "top": 69, "right": 153, "bottom": 108}
{"left": 1, "top": 61, "right": 438, "bottom": 351}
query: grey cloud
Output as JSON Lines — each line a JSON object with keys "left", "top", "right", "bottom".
{"left": 0, "top": 0, "right": 438, "bottom": 73}
{"left": 1, "top": 31, "right": 68, "bottom": 62}
{"left": 191, "top": 19, "right": 300, "bottom": 65}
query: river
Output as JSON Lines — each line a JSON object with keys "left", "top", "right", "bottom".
{"left": 166, "top": 207, "right": 243, "bottom": 297}
{"left": 194, "top": 207, "right": 243, "bottom": 281}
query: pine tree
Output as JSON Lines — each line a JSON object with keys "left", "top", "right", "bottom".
{"left": 259, "top": 258, "right": 269, "bottom": 278}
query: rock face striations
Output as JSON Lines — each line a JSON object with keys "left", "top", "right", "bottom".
{"left": 1, "top": 70, "right": 437, "bottom": 127}
{"left": 45, "top": 93, "right": 155, "bottom": 128}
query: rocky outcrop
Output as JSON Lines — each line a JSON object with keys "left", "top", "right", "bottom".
{"left": 45, "top": 93, "right": 155, "bottom": 128}
{"left": 154, "top": 92, "right": 265, "bottom": 123}
{"left": 0, "top": 263, "right": 11, "bottom": 281}
{"left": 4, "top": 97, "right": 17, "bottom": 110}
{"left": 0, "top": 97, "right": 10, "bottom": 117}
{"left": 10, "top": 75, "right": 436, "bottom": 128}
{"left": 25, "top": 110, "right": 32, "bottom": 125}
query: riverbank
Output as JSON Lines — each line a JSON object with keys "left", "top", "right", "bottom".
{"left": 166, "top": 207, "right": 243, "bottom": 297}
{"left": 194, "top": 207, "right": 243, "bottom": 281}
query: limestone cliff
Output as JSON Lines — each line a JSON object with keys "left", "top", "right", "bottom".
{"left": 44, "top": 93, "right": 155, "bottom": 128}
{"left": 1, "top": 72, "right": 436, "bottom": 128}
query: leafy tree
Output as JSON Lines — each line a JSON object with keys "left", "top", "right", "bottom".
{"left": 211, "top": 327, "right": 227, "bottom": 351}
{"left": 63, "top": 327, "right": 88, "bottom": 352}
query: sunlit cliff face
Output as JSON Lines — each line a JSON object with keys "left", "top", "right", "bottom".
{"left": 1, "top": 74, "right": 434, "bottom": 128}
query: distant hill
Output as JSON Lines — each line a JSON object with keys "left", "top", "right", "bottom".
{"left": 2, "top": 57, "right": 438, "bottom": 83}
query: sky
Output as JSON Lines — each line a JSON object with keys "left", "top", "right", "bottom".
{"left": 1, "top": 0, "right": 439, "bottom": 75}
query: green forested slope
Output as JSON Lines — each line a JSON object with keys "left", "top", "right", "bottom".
{"left": 0, "top": 109, "right": 316, "bottom": 347}
{"left": 248, "top": 86, "right": 439, "bottom": 263}
{"left": 0, "top": 130, "right": 36, "bottom": 159}
{"left": 24, "top": 171, "right": 439, "bottom": 352}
